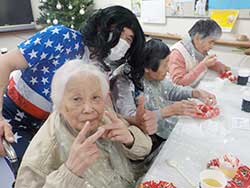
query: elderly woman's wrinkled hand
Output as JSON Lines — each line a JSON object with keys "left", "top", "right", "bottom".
{"left": 169, "top": 100, "right": 197, "bottom": 116}
{"left": 195, "top": 89, "right": 217, "bottom": 106}
{"left": 224, "top": 66, "right": 231, "bottom": 72}
{"left": 202, "top": 54, "right": 217, "bottom": 68}
{"left": 102, "top": 111, "right": 134, "bottom": 148}
{"left": 66, "top": 121, "right": 105, "bottom": 177}
{"left": 220, "top": 65, "right": 231, "bottom": 73}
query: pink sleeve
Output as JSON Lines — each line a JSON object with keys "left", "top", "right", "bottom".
{"left": 169, "top": 50, "right": 207, "bottom": 86}
{"left": 209, "top": 61, "right": 227, "bottom": 73}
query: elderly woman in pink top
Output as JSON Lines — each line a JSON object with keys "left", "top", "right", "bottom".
{"left": 169, "top": 19, "right": 230, "bottom": 87}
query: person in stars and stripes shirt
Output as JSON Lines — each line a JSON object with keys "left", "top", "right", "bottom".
{"left": 0, "top": 5, "right": 146, "bottom": 175}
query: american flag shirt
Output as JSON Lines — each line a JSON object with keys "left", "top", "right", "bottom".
{"left": 8, "top": 25, "right": 85, "bottom": 120}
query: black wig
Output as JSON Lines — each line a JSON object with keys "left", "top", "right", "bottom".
{"left": 81, "top": 6, "right": 145, "bottom": 88}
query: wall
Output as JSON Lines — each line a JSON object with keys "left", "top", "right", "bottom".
{"left": 31, "top": 0, "right": 250, "bottom": 38}
{"left": 93, "top": 0, "right": 250, "bottom": 70}
{"left": 94, "top": 0, "right": 250, "bottom": 39}
{"left": 30, "top": 0, "right": 250, "bottom": 68}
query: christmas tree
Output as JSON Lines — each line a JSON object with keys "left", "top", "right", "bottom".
{"left": 37, "top": 0, "right": 94, "bottom": 30}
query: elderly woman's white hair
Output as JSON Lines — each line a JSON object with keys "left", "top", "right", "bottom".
{"left": 51, "top": 59, "right": 109, "bottom": 110}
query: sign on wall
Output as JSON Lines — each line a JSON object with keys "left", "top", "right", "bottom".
{"left": 131, "top": 0, "right": 141, "bottom": 16}
{"left": 210, "top": 9, "right": 239, "bottom": 32}
{"left": 141, "top": 0, "right": 166, "bottom": 24}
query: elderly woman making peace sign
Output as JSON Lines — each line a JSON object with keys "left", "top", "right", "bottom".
{"left": 15, "top": 60, "right": 152, "bottom": 188}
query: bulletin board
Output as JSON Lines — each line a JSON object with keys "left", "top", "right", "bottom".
{"left": 164, "top": 0, "right": 250, "bottom": 19}
{"left": 131, "top": 0, "right": 250, "bottom": 20}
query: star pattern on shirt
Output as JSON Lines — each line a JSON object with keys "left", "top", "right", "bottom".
{"left": 24, "top": 40, "right": 31, "bottom": 45}
{"left": 66, "top": 48, "right": 72, "bottom": 54}
{"left": 40, "top": 27, "right": 48, "bottom": 33}
{"left": 28, "top": 50, "right": 38, "bottom": 59}
{"left": 30, "top": 77, "right": 38, "bottom": 85}
{"left": 4, "top": 119, "right": 11, "bottom": 123}
{"left": 34, "top": 38, "right": 41, "bottom": 45}
{"left": 75, "top": 43, "right": 79, "bottom": 50}
{"left": 76, "top": 54, "right": 82, "bottom": 59}
{"left": 65, "top": 58, "right": 70, "bottom": 63}
{"left": 63, "top": 32, "right": 70, "bottom": 40}
{"left": 31, "top": 66, "right": 38, "bottom": 73}
{"left": 55, "top": 43, "right": 63, "bottom": 51}
{"left": 14, "top": 109, "right": 26, "bottom": 122}
{"left": 40, "top": 52, "right": 48, "bottom": 60}
{"left": 42, "top": 88, "right": 50, "bottom": 96}
{"left": 19, "top": 48, "right": 25, "bottom": 54}
{"left": 45, "top": 39, "right": 53, "bottom": 48}
{"left": 14, "top": 132, "right": 22, "bottom": 143}
{"left": 52, "top": 60, "right": 59, "bottom": 66}
{"left": 41, "top": 66, "right": 50, "bottom": 74}
{"left": 72, "top": 32, "right": 77, "bottom": 40}
{"left": 18, "top": 25, "right": 84, "bottom": 100}
{"left": 51, "top": 28, "right": 60, "bottom": 34}
{"left": 41, "top": 77, "right": 49, "bottom": 85}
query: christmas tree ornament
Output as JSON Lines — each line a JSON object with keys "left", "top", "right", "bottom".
{"left": 68, "top": 3, "right": 73, "bottom": 10}
{"left": 53, "top": 19, "right": 58, "bottom": 25}
{"left": 38, "top": 0, "right": 94, "bottom": 30}
{"left": 79, "top": 8, "right": 85, "bottom": 15}
{"left": 56, "top": 2, "right": 62, "bottom": 10}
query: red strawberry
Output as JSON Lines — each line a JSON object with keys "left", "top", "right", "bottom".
{"left": 200, "top": 105, "right": 209, "bottom": 113}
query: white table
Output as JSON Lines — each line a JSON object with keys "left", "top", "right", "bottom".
{"left": 142, "top": 71, "right": 250, "bottom": 187}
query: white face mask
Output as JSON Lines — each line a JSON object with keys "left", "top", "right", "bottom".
{"left": 107, "top": 38, "right": 130, "bottom": 61}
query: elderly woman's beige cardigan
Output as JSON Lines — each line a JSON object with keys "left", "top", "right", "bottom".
{"left": 15, "top": 111, "right": 152, "bottom": 188}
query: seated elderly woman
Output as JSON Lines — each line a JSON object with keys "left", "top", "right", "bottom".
{"left": 168, "top": 19, "right": 230, "bottom": 87}
{"left": 14, "top": 60, "right": 152, "bottom": 188}
{"left": 141, "top": 39, "right": 217, "bottom": 139}
{"left": 111, "top": 39, "right": 217, "bottom": 140}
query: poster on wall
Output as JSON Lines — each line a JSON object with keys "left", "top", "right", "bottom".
{"left": 210, "top": 9, "right": 239, "bottom": 32}
{"left": 194, "top": 0, "right": 209, "bottom": 16}
{"left": 166, "top": 0, "right": 196, "bottom": 16}
{"left": 141, "top": 0, "right": 166, "bottom": 24}
{"left": 131, "top": 0, "right": 141, "bottom": 16}
{"left": 209, "top": 0, "right": 250, "bottom": 9}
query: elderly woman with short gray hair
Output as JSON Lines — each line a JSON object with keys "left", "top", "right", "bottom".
{"left": 14, "top": 60, "right": 152, "bottom": 188}
{"left": 169, "top": 19, "right": 230, "bottom": 87}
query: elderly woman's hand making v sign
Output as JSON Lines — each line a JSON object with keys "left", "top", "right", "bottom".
{"left": 102, "top": 111, "right": 134, "bottom": 148}
{"left": 66, "top": 111, "right": 135, "bottom": 177}
{"left": 65, "top": 122, "right": 105, "bottom": 177}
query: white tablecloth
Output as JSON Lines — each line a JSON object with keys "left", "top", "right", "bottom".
{"left": 142, "top": 71, "right": 250, "bottom": 187}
